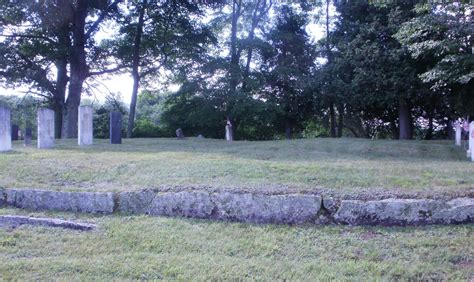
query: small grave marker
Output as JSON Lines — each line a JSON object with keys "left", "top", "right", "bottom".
{"left": 176, "top": 128, "right": 185, "bottom": 139}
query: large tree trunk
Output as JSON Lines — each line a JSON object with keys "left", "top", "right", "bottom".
{"left": 337, "top": 104, "right": 344, "bottom": 137}
{"left": 425, "top": 112, "right": 434, "bottom": 140}
{"left": 54, "top": 57, "right": 68, "bottom": 138}
{"left": 242, "top": 0, "right": 270, "bottom": 91}
{"left": 229, "top": 0, "right": 241, "bottom": 93}
{"left": 329, "top": 104, "right": 336, "bottom": 138}
{"left": 390, "top": 120, "right": 399, "bottom": 140}
{"left": 285, "top": 120, "right": 293, "bottom": 139}
{"left": 398, "top": 99, "right": 412, "bottom": 140}
{"left": 285, "top": 124, "right": 293, "bottom": 140}
{"left": 127, "top": 0, "right": 147, "bottom": 138}
{"left": 63, "top": 0, "right": 88, "bottom": 138}
{"left": 52, "top": 16, "right": 70, "bottom": 139}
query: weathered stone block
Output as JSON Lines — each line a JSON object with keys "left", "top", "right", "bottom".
{"left": 322, "top": 197, "right": 339, "bottom": 214}
{"left": 148, "top": 191, "right": 214, "bottom": 218}
{"left": 118, "top": 190, "right": 156, "bottom": 214}
{"left": 0, "top": 107, "right": 12, "bottom": 152}
{"left": 431, "top": 198, "right": 474, "bottom": 223}
{"left": 5, "top": 189, "right": 115, "bottom": 213}
{"left": 37, "top": 108, "right": 55, "bottom": 149}
{"left": 334, "top": 198, "right": 474, "bottom": 225}
{"left": 212, "top": 193, "right": 322, "bottom": 224}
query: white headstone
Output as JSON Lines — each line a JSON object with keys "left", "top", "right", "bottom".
{"left": 0, "top": 107, "right": 12, "bottom": 152}
{"left": 455, "top": 122, "right": 461, "bottom": 146}
{"left": 37, "top": 108, "right": 55, "bottom": 149}
{"left": 470, "top": 121, "right": 474, "bottom": 162}
{"left": 225, "top": 121, "right": 233, "bottom": 141}
{"left": 78, "top": 106, "right": 93, "bottom": 146}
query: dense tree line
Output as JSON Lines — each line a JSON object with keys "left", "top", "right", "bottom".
{"left": 1, "top": 0, "right": 472, "bottom": 140}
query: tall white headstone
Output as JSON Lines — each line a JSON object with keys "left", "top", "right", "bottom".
{"left": 37, "top": 108, "right": 55, "bottom": 149}
{"left": 225, "top": 121, "right": 233, "bottom": 142}
{"left": 0, "top": 107, "right": 12, "bottom": 152}
{"left": 470, "top": 121, "right": 474, "bottom": 162}
{"left": 455, "top": 122, "right": 461, "bottom": 146}
{"left": 78, "top": 105, "right": 93, "bottom": 146}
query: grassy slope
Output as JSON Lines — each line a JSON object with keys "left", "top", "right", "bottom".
{"left": 0, "top": 138, "right": 472, "bottom": 194}
{"left": 0, "top": 209, "right": 472, "bottom": 280}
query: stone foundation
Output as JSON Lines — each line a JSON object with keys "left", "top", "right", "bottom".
{"left": 1, "top": 188, "right": 473, "bottom": 226}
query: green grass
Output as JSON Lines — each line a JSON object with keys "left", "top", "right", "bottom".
{"left": 0, "top": 138, "right": 472, "bottom": 194}
{"left": 0, "top": 208, "right": 472, "bottom": 280}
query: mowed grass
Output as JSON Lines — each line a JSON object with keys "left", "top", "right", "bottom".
{"left": 0, "top": 138, "right": 472, "bottom": 194}
{"left": 0, "top": 208, "right": 472, "bottom": 280}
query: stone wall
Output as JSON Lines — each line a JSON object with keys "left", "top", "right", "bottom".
{"left": 1, "top": 188, "right": 472, "bottom": 225}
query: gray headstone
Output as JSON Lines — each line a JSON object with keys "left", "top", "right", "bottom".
{"left": 455, "top": 122, "right": 461, "bottom": 146}
{"left": 37, "top": 108, "right": 55, "bottom": 149}
{"left": 78, "top": 105, "right": 93, "bottom": 146}
{"left": 470, "top": 122, "right": 474, "bottom": 162}
{"left": 11, "top": 124, "right": 19, "bottom": 141}
{"left": 176, "top": 128, "right": 185, "bottom": 139}
{"left": 110, "top": 112, "right": 122, "bottom": 144}
{"left": 24, "top": 128, "right": 32, "bottom": 146}
{"left": 225, "top": 121, "right": 233, "bottom": 141}
{"left": 0, "top": 107, "right": 12, "bottom": 152}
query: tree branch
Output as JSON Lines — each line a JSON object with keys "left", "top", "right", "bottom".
{"left": 88, "top": 65, "right": 126, "bottom": 76}
{"left": 85, "top": 0, "right": 122, "bottom": 39}
{"left": 0, "top": 34, "right": 57, "bottom": 44}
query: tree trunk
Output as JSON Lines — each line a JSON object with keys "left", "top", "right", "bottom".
{"left": 337, "top": 104, "right": 344, "bottom": 137}
{"left": 54, "top": 58, "right": 68, "bottom": 139}
{"left": 445, "top": 118, "right": 455, "bottom": 140}
{"left": 63, "top": 0, "right": 88, "bottom": 138}
{"left": 229, "top": 0, "right": 241, "bottom": 93}
{"left": 53, "top": 20, "right": 70, "bottom": 139}
{"left": 390, "top": 120, "right": 399, "bottom": 140}
{"left": 242, "top": 0, "right": 268, "bottom": 91}
{"left": 127, "top": 0, "right": 147, "bottom": 138}
{"left": 285, "top": 121, "right": 293, "bottom": 139}
{"left": 425, "top": 112, "right": 434, "bottom": 140}
{"left": 398, "top": 99, "right": 412, "bottom": 140}
{"left": 329, "top": 104, "right": 336, "bottom": 138}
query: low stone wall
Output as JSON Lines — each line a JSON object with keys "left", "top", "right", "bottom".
{"left": 334, "top": 198, "right": 474, "bottom": 225}
{"left": 1, "top": 188, "right": 472, "bottom": 225}
{"left": 3, "top": 189, "right": 114, "bottom": 214}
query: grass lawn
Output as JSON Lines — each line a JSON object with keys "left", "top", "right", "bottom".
{"left": 0, "top": 208, "right": 472, "bottom": 280}
{"left": 0, "top": 138, "right": 472, "bottom": 196}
